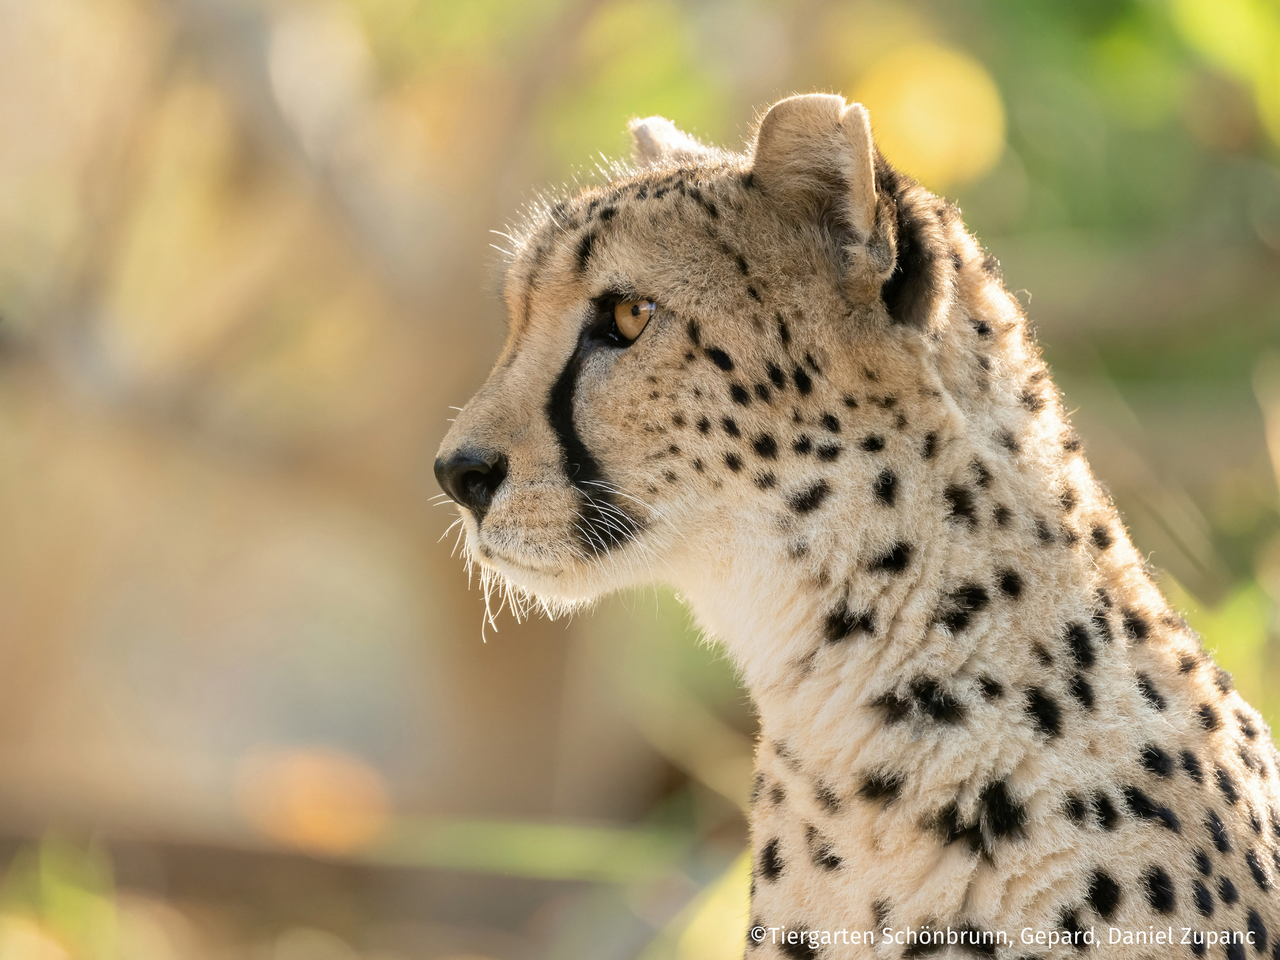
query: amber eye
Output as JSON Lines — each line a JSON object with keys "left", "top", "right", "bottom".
{"left": 613, "top": 299, "right": 656, "bottom": 341}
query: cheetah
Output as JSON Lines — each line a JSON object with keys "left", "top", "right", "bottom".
{"left": 434, "top": 94, "right": 1280, "bottom": 958}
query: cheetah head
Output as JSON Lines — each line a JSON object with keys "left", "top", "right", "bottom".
{"left": 435, "top": 94, "right": 974, "bottom": 611}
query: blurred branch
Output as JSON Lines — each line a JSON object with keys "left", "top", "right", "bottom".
{"left": 362, "top": 816, "right": 689, "bottom": 883}
{"left": 622, "top": 684, "right": 754, "bottom": 813}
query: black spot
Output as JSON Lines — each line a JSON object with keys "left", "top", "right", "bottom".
{"left": 935, "top": 584, "right": 990, "bottom": 632}
{"left": 1178, "top": 652, "right": 1200, "bottom": 673}
{"left": 755, "top": 472, "right": 777, "bottom": 490}
{"left": 998, "top": 429, "right": 1019, "bottom": 452}
{"left": 993, "top": 505, "right": 1012, "bottom": 526}
{"left": 873, "top": 900, "right": 891, "bottom": 929}
{"left": 753, "top": 434, "right": 778, "bottom": 459}
{"left": 1094, "top": 792, "right": 1120, "bottom": 830}
{"left": 931, "top": 782, "right": 1025, "bottom": 861}
{"left": 971, "top": 460, "right": 992, "bottom": 487}
{"left": 725, "top": 453, "right": 742, "bottom": 472}
{"left": 775, "top": 314, "right": 789, "bottom": 344}
{"left": 860, "top": 434, "right": 885, "bottom": 452}
{"left": 973, "top": 319, "right": 993, "bottom": 337}
{"left": 754, "top": 383, "right": 772, "bottom": 402}
{"left": 697, "top": 416, "right": 711, "bottom": 434}
{"left": 732, "top": 251, "right": 749, "bottom": 275}
{"left": 1124, "top": 786, "right": 1180, "bottom": 831}
{"left": 1063, "top": 434, "right": 1082, "bottom": 452}
{"left": 931, "top": 802, "right": 982, "bottom": 853}
{"left": 778, "top": 929, "right": 816, "bottom": 960}
{"left": 820, "top": 413, "right": 840, "bottom": 432}
{"left": 767, "top": 362, "right": 786, "bottom": 389}
{"left": 597, "top": 205, "right": 616, "bottom": 222}
{"left": 815, "top": 782, "right": 841, "bottom": 812}
{"left": 1247, "top": 849, "right": 1272, "bottom": 890}
{"left": 870, "top": 542, "right": 912, "bottom": 573}
{"left": 705, "top": 347, "right": 734, "bottom": 371}
{"left": 858, "top": 772, "right": 904, "bottom": 804}
{"left": 1219, "top": 875, "right": 1238, "bottom": 904}
{"left": 1122, "top": 610, "right": 1149, "bottom": 641}
{"left": 730, "top": 383, "right": 751, "bottom": 405}
{"left": 793, "top": 367, "right": 812, "bottom": 394}
{"left": 1141, "top": 744, "right": 1174, "bottom": 777}
{"left": 1085, "top": 873, "right": 1122, "bottom": 923}
{"left": 1237, "top": 710, "right": 1259, "bottom": 740}
{"left": 1193, "top": 879, "right": 1214, "bottom": 916}
{"left": 1208, "top": 811, "right": 1232, "bottom": 853}
{"left": 1241, "top": 745, "right": 1260, "bottom": 772}
{"left": 1195, "top": 850, "right": 1212, "bottom": 875}
{"left": 789, "top": 480, "right": 830, "bottom": 514}
{"left": 944, "top": 485, "right": 977, "bottom": 526}
{"left": 997, "top": 569, "right": 1023, "bottom": 598}
{"left": 722, "top": 417, "right": 741, "bottom": 437}
{"left": 1065, "top": 794, "right": 1088, "bottom": 824}
{"left": 825, "top": 604, "right": 875, "bottom": 642}
{"left": 1248, "top": 908, "right": 1268, "bottom": 951}
{"left": 759, "top": 838, "right": 784, "bottom": 881}
{"left": 1145, "top": 866, "right": 1175, "bottom": 913}
{"left": 671, "top": 413, "right": 685, "bottom": 428}
{"left": 922, "top": 432, "right": 938, "bottom": 459}
{"left": 817, "top": 444, "right": 841, "bottom": 462}
{"left": 1199, "top": 703, "right": 1221, "bottom": 732}
{"left": 1136, "top": 674, "right": 1166, "bottom": 710}
{"left": 747, "top": 285, "right": 761, "bottom": 302}
{"left": 1061, "top": 623, "right": 1094, "bottom": 669}
{"left": 1069, "top": 673, "right": 1094, "bottom": 709}
{"left": 807, "top": 828, "right": 842, "bottom": 871}
{"left": 873, "top": 470, "right": 898, "bottom": 505}
{"left": 1215, "top": 667, "right": 1234, "bottom": 694}
{"left": 1018, "top": 388, "right": 1045, "bottom": 413}
{"left": 909, "top": 676, "right": 967, "bottom": 724}
{"left": 686, "top": 319, "right": 701, "bottom": 346}
{"left": 1091, "top": 525, "right": 1113, "bottom": 549}
{"left": 793, "top": 435, "right": 812, "bottom": 454}
{"left": 1033, "top": 643, "right": 1054, "bottom": 666}
{"left": 871, "top": 690, "right": 912, "bottom": 724}
{"left": 979, "top": 778, "right": 1027, "bottom": 841}
{"left": 1035, "top": 517, "right": 1055, "bottom": 543}
{"left": 1025, "top": 688, "right": 1062, "bottom": 738}
{"left": 1217, "top": 767, "right": 1239, "bottom": 805}
{"left": 1227, "top": 941, "right": 1245, "bottom": 960}
{"left": 575, "top": 229, "right": 596, "bottom": 271}
{"left": 978, "top": 676, "right": 1004, "bottom": 700}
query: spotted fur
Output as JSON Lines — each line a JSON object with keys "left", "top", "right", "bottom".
{"left": 436, "top": 94, "right": 1280, "bottom": 958}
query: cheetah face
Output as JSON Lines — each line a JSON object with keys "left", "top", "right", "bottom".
{"left": 435, "top": 96, "right": 954, "bottom": 606}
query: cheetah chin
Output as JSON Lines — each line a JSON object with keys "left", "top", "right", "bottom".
{"left": 436, "top": 94, "right": 1280, "bottom": 958}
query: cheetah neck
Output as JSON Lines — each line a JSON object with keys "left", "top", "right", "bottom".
{"left": 672, "top": 291, "right": 1189, "bottom": 862}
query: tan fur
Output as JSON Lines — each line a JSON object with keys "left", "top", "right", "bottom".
{"left": 437, "top": 95, "right": 1280, "bottom": 958}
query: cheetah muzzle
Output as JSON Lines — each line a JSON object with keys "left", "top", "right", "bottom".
{"left": 435, "top": 94, "right": 1280, "bottom": 959}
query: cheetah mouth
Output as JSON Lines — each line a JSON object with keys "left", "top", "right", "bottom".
{"left": 478, "top": 545, "right": 566, "bottom": 578}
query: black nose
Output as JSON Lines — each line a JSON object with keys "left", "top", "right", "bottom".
{"left": 434, "top": 448, "right": 509, "bottom": 519}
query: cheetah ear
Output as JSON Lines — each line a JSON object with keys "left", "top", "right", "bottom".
{"left": 629, "top": 116, "right": 716, "bottom": 168}
{"left": 751, "top": 94, "right": 878, "bottom": 244}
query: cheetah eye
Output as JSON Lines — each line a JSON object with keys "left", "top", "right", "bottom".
{"left": 613, "top": 299, "right": 656, "bottom": 341}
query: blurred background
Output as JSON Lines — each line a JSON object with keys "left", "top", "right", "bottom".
{"left": 1, "top": 0, "right": 1279, "bottom": 957}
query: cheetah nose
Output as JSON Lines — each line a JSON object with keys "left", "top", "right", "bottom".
{"left": 434, "top": 447, "right": 509, "bottom": 521}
